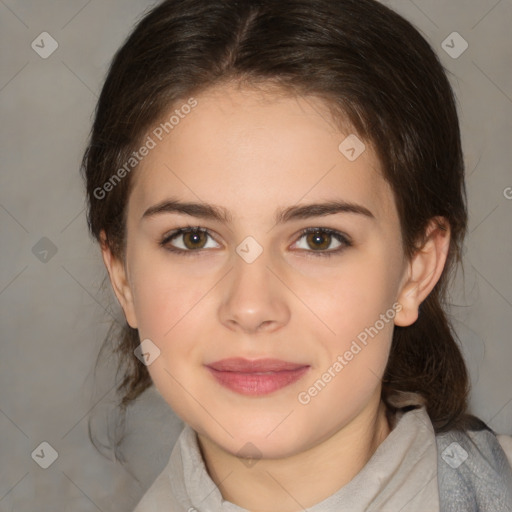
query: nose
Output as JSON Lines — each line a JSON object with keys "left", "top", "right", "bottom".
{"left": 218, "top": 249, "right": 291, "bottom": 335}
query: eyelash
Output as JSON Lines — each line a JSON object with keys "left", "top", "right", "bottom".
{"left": 159, "top": 225, "right": 352, "bottom": 258}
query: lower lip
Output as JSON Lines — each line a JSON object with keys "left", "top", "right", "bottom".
{"left": 206, "top": 366, "right": 310, "bottom": 396}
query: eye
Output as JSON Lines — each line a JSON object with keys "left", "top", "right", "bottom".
{"left": 292, "top": 227, "right": 352, "bottom": 257}
{"left": 160, "top": 226, "right": 221, "bottom": 255}
{"left": 160, "top": 226, "right": 352, "bottom": 258}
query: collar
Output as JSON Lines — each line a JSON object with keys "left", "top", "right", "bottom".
{"left": 143, "top": 405, "right": 440, "bottom": 512}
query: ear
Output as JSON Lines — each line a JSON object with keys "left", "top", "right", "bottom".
{"left": 99, "top": 230, "right": 138, "bottom": 329}
{"left": 394, "top": 217, "right": 451, "bottom": 327}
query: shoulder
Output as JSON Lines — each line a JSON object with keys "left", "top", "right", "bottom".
{"left": 435, "top": 425, "right": 512, "bottom": 473}
{"left": 434, "top": 426, "right": 512, "bottom": 510}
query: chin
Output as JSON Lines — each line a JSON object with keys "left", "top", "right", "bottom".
{"left": 201, "top": 418, "right": 316, "bottom": 460}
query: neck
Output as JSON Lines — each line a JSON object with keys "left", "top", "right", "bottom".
{"left": 197, "top": 395, "right": 392, "bottom": 512}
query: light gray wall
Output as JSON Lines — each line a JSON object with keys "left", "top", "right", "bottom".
{"left": 1, "top": 0, "right": 511, "bottom": 510}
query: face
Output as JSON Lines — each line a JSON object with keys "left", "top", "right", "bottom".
{"left": 106, "top": 82, "right": 415, "bottom": 459}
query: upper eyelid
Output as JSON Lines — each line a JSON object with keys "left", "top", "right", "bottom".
{"left": 163, "top": 226, "right": 218, "bottom": 242}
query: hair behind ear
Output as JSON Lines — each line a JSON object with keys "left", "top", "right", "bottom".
{"left": 382, "top": 287, "right": 471, "bottom": 433}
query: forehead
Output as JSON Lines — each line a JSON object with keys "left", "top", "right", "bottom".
{"left": 128, "top": 83, "right": 397, "bottom": 225}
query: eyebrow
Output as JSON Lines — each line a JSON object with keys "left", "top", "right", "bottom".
{"left": 141, "top": 197, "right": 375, "bottom": 224}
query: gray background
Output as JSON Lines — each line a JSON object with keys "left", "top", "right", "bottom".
{"left": 0, "top": 0, "right": 511, "bottom": 510}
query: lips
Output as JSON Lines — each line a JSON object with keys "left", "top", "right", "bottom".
{"left": 207, "top": 357, "right": 307, "bottom": 372}
{"left": 205, "top": 358, "right": 310, "bottom": 396}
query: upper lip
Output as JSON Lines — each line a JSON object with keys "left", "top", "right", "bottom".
{"left": 206, "top": 358, "right": 309, "bottom": 372}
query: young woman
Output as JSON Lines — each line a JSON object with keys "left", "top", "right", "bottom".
{"left": 82, "top": 0, "right": 512, "bottom": 510}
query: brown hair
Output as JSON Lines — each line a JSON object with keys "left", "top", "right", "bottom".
{"left": 82, "top": 0, "right": 489, "bottom": 461}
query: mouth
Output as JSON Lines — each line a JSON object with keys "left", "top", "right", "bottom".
{"left": 205, "top": 358, "right": 310, "bottom": 396}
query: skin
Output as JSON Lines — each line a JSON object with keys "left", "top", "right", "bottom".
{"left": 101, "top": 82, "right": 450, "bottom": 512}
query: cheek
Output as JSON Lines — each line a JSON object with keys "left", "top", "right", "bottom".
{"left": 298, "top": 268, "right": 396, "bottom": 415}
{"left": 128, "top": 257, "right": 212, "bottom": 415}
{"left": 128, "top": 253, "right": 211, "bottom": 341}
{"left": 297, "top": 248, "right": 399, "bottom": 399}
{"left": 303, "top": 251, "right": 398, "bottom": 340}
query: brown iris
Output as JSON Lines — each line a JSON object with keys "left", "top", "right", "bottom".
{"left": 306, "top": 230, "right": 331, "bottom": 251}
{"left": 183, "top": 230, "right": 208, "bottom": 250}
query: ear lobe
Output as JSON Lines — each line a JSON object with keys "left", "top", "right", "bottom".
{"left": 394, "top": 217, "right": 451, "bottom": 327}
{"left": 99, "top": 230, "right": 138, "bottom": 329}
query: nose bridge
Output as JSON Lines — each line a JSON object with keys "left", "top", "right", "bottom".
{"left": 218, "top": 237, "right": 290, "bottom": 333}
{"left": 233, "top": 240, "right": 272, "bottom": 289}
{"left": 230, "top": 237, "right": 275, "bottom": 303}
